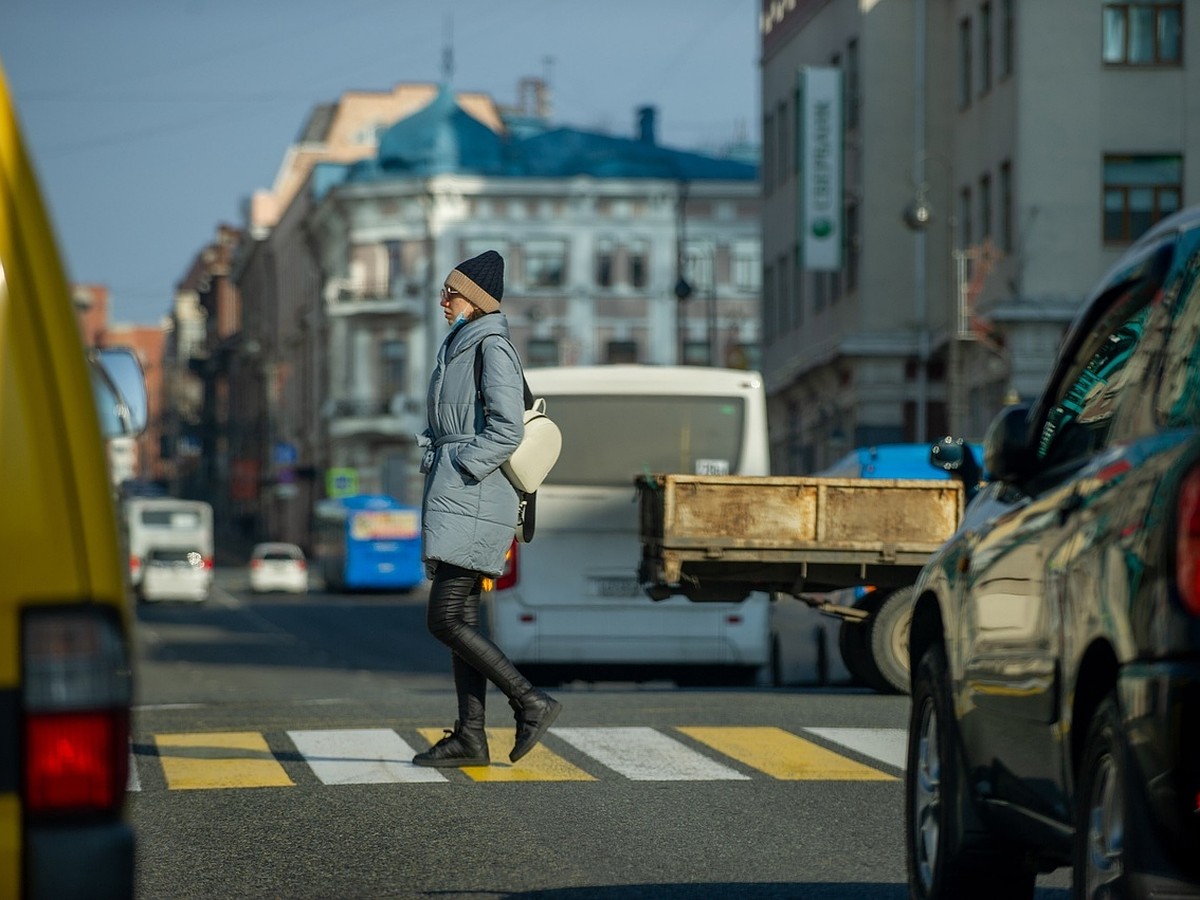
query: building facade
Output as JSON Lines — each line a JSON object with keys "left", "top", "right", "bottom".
{"left": 233, "top": 81, "right": 761, "bottom": 549}
{"left": 760, "top": 0, "right": 1197, "bottom": 473}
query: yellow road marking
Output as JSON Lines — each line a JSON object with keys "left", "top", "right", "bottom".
{"left": 677, "top": 726, "right": 896, "bottom": 781}
{"left": 155, "top": 732, "right": 294, "bottom": 790}
{"left": 416, "top": 727, "right": 594, "bottom": 782}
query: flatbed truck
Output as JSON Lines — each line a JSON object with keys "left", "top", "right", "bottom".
{"left": 636, "top": 472, "right": 966, "bottom": 694}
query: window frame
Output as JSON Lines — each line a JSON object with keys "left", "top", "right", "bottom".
{"left": 1102, "top": 1, "right": 1183, "bottom": 67}
{"left": 980, "top": 2, "right": 994, "bottom": 95}
{"left": 1102, "top": 154, "right": 1183, "bottom": 244}
{"left": 522, "top": 238, "right": 567, "bottom": 289}
{"left": 958, "top": 17, "right": 974, "bottom": 109}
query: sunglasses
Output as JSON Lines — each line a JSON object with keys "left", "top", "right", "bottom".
{"left": 440, "top": 286, "right": 463, "bottom": 302}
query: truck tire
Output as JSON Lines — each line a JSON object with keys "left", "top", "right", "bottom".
{"left": 838, "top": 591, "right": 888, "bottom": 691}
{"left": 866, "top": 585, "right": 916, "bottom": 695}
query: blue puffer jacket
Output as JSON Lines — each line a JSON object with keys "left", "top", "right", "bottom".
{"left": 418, "top": 312, "right": 524, "bottom": 577}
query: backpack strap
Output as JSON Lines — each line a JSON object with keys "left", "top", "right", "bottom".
{"left": 474, "top": 337, "right": 534, "bottom": 409}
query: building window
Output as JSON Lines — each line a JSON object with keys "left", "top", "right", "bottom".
{"left": 777, "top": 100, "right": 789, "bottom": 185}
{"left": 959, "top": 18, "right": 973, "bottom": 108}
{"left": 763, "top": 113, "right": 775, "bottom": 194}
{"left": 778, "top": 252, "right": 791, "bottom": 330}
{"left": 523, "top": 239, "right": 566, "bottom": 288}
{"left": 606, "top": 340, "right": 639, "bottom": 364}
{"left": 527, "top": 338, "right": 559, "bottom": 368}
{"left": 792, "top": 244, "right": 805, "bottom": 328}
{"left": 595, "top": 239, "right": 614, "bottom": 288}
{"left": 845, "top": 202, "right": 860, "bottom": 294}
{"left": 979, "top": 173, "right": 993, "bottom": 241}
{"left": 685, "top": 241, "right": 715, "bottom": 294}
{"left": 959, "top": 187, "right": 973, "bottom": 252}
{"left": 380, "top": 339, "right": 407, "bottom": 398}
{"left": 1103, "top": 155, "right": 1182, "bottom": 242}
{"left": 999, "top": 161, "right": 1014, "bottom": 253}
{"left": 980, "top": 3, "right": 993, "bottom": 94}
{"left": 762, "top": 263, "right": 775, "bottom": 342}
{"left": 732, "top": 239, "right": 761, "bottom": 292}
{"left": 1000, "top": 0, "right": 1015, "bottom": 77}
{"left": 1103, "top": 2, "right": 1183, "bottom": 66}
{"left": 777, "top": 255, "right": 789, "bottom": 332}
{"left": 682, "top": 340, "right": 711, "bottom": 366}
{"left": 845, "top": 39, "right": 860, "bottom": 131}
{"left": 628, "top": 240, "right": 649, "bottom": 288}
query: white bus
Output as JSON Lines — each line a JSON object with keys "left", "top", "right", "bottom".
{"left": 487, "top": 365, "right": 771, "bottom": 686}
{"left": 123, "top": 498, "right": 214, "bottom": 588}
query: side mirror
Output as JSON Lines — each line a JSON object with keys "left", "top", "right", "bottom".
{"left": 95, "top": 347, "right": 148, "bottom": 436}
{"left": 983, "top": 403, "right": 1033, "bottom": 482}
{"left": 930, "top": 436, "right": 983, "bottom": 497}
{"left": 930, "top": 437, "right": 966, "bottom": 472}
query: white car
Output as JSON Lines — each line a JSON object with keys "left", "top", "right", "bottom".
{"left": 139, "top": 547, "right": 212, "bottom": 602}
{"left": 248, "top": 543, "right": 308, "bottom": 594}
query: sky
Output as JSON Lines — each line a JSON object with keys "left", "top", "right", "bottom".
{"left": 2, "top": 0, "right": 761, "bottom": 325}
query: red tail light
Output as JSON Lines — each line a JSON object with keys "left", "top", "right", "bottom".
{"left": 129, "top": 555, "right": 141, "bottom": 573}
{"left": 1176, "top": 467, "right": 1200, "bottom": 616}
{"left": 25, "top": 711, "right": 128, "bottom": 812}
{"left": 250, "top": 559, "right": 262, "bottom": 569}
{"left": 203, "top": 557, "right": 214, "bottom": 570}
{"left": 22, "top": 608, "right": 132, "bottom": 817}
{"left": 296, "top": 560, "right": 307, "bottom": 571}
{"left": 495, "top": 540, "right": 518, "bottom": 591}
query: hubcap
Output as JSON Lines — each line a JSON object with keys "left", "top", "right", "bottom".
{"left": 1085, "top": 751, "right": 1124, "bottom": 895}
{"left": 912, "top": 696, "right": 941, "bottom": 892}
{"left": 890, "top": 609, "right": 914, "bottom": 681}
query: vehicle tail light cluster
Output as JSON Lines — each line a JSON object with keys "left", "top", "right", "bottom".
{"left": 495, "top": 539, "right": 519, "bottom": 591}
{"left": 296, "top": 560, "right": 307, "bottom": 571}
{"left": 1176, "top": 467, "right": 1200, "bottom": 617}
{"left": 129, "top": 555, "right": 141, "bottom": 576}
{"left": 22, "top": 608, "right": 131, "bottom": 817}
{"left": 249, "top": 559, "right": 262, "bottom": 570}
{"left": 202, "top": 556, "right": 214, "bottom": 570}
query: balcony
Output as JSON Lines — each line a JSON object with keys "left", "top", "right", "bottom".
{"left": 326, "top": 393, "right": 426, "bottom": 440}
{"left": 327, "top": 278, "right": 426, "bottom": 321}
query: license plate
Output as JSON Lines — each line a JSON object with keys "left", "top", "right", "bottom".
{"left": 589, "top": 577, "right": 642, "bottom": 597}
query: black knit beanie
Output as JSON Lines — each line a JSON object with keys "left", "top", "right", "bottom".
{"left": 446, "top": 250, "right": 504, "bottom": 313}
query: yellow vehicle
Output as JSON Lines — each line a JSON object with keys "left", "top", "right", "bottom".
{"left": 1, "top": 60, "right": 138, "bottom": 898}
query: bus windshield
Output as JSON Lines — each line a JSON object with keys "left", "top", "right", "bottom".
{"left": 542, "top": 395, "right": 746, "bottom": 487}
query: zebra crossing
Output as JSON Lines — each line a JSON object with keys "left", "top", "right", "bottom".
{"left": 129, "top": 725, "right": 907, "bottom": 791}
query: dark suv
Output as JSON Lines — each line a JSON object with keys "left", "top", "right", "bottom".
{"left": 906, "top": 206, "right": 1200, "bottom": 899}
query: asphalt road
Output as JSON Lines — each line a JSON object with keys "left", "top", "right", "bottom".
{"left": 126, "top": 569, "right": 1072, "bottom": 900}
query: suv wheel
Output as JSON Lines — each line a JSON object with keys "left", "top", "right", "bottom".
{"left": 906, "top": 643, "right": 1036, "bottom": 900}
{"left": 1075, "top": 693, "right": 1137, "bottom": 899}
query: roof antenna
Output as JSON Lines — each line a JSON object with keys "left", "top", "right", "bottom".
{"left": 441, "top": 14, "right": 454, "bottom": 84}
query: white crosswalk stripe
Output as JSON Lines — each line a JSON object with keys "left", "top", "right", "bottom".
{"left": 287, "top": 728, "right": 448, "bottom": 784}
{"left": 549, "top": 726, "right": 751, "bottom": 781}
{"left": 803, "top": 727, "right": 908, "bottom": 771}
{"left": 127, "top": 750, "right": 141, "bottom": 791}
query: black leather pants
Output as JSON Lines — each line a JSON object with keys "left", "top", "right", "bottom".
{"left": 426, "top": 562, "right": 533, "bottom": 729}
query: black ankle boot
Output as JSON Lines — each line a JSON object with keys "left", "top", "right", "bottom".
{"left": 413, "top": 721, "right": 489, "bottom": 767}
{"left": 508, "top": 689, "right": 562, "bottom": 763}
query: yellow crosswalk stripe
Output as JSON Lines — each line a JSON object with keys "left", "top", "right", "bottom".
{"left": 416, "top": 727, "right": 595, "bottom": 782}
{"left": 676, "top": 726, "right": 896, "bottom": 781}
{"left": 155, "top": 732, "right": 294, "bottom": 790}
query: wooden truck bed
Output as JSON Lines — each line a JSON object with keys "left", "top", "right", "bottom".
{"left": 637, "top": 474, "right": 963, "bottom": 600}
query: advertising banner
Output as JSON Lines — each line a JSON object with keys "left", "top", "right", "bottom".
{"left": 799, "top": 66, "right": 843, "bottom": 271}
